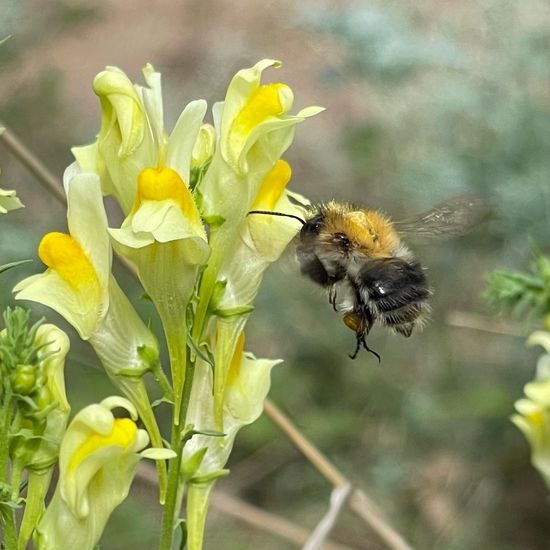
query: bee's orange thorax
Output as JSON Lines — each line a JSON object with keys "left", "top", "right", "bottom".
{"left": 322, "top": 202, "right": 400, "bottom": 257}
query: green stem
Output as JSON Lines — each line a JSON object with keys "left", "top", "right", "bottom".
{"left": 18, "top": 469, "right": 52, "bottom": 550}
{"left": 2, "top": 507, "right": 18, "bottom": 550}
{"left": 158, "top": 422, "right": 184, "bottom": 550}
{"left": 163, "top": 319, "right": 188, "bottom": 426}
{"left": 0, "top": 393, "right": 13, "bottom": 481}
{"left": 179, "top": 359, "right": 196, "bottom": 429}
{"left": 174, "top": 351, "right": 198, "bottom": 541}
{"left": 10, "top": 460, "right": 23, "bottom": 502}
{"left": 0, "top": 392, "right": 18, "bottom": 549}
{"left": 0, "top": 395, "right": 17, "bottom": 550}
{"left": 159, "top": 344, "right": 198, "bottom": 549}
{"left": 158, "top": 315, "right": 193, "bottom": 548}
{"left": 191, "top": 226, "right": 234, "bottom": 345}
{"left": 191, "top": 265, "right": 216, "bottom": 344}
{"left": 158, "top": 228, "right": 240, "bottom": 549}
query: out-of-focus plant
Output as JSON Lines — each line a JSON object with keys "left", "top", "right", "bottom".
{"left": 0, "top": 185, "right": 23, "bottom": 215}
{"left": 487, "top": 251, "right": 550, "bottom": 328}
{"left": 303, "top": 3, "right": 550, "bottom": 248}
{"left": 0, "top": 128, "right": 23, "bottom": 215}
{"left": 0, "top": 59, "right": 322, "bottom": 550}
{"left": 488, "top": 251, "right": 550, "bottom": 493}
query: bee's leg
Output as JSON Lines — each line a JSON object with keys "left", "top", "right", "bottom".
{"left": 329, "top": 285, "right": 338, "bottom": 311}
{"left": 349, "top": 331, "right": 381, "bottom": 362}
{"left": 349, "top": 333, "right": 362, "bottom": 360}
{"left": 361, "top": 336, "right": 381, "bottom": 363}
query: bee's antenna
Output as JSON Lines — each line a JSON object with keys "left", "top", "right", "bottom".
{"left": 247, "top": 210, "right": 306, "bottom": 226}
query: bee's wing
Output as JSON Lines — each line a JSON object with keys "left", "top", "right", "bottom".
{"left": 393, "top": 195, "right": 492, "bottom": 239}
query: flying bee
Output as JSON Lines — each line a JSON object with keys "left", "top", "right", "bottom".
{"left": 249, "top": 196, "right": 490, "bottom": 360}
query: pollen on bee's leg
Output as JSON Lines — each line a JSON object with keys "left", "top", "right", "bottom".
{"left": 342, "top": 312, "right": 363, "bottom": 333}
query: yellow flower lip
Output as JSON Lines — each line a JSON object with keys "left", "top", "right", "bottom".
{"left": 527, "top": 408, "right": 545, "bottom": 425}
{"left": 69, "top": 417, "right": 138, "bottom": 472}
{"left": 136, "top": 166, "right": 200, "bottom": 224}
{"left": 231, "top": 83, "right": 291, "bottom": 138}
{"left": 38, "top": 232, "right": 100, "bottom": 290}
{"left": 251, "top": 160, "right": 292, "bottom": 211}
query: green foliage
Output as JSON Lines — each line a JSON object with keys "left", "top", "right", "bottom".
{"left": 0, "top": 307, "right": 45, "bottom": 380}
{"left": 486, "top": 252, "right": 550, "bottom": 320}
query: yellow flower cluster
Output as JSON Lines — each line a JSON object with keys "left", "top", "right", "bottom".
{"left": 12, "top": 60, "right": 323, "bottom": 550}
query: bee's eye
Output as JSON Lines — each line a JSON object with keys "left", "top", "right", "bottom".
{"left": 301, "top": 214, "right": 323, "bottom": 236}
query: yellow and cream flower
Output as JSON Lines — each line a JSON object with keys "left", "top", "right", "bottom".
{"left": 14, "top": 164, "right": 165, "bottom": 490}
{"left": 512, "top": 331, "right": 550, "bottom": 489}
{"left": 34, "top": 397, "right": 174, "bottom": 550}
{"left": 73, "top": 64, "right": 207, "bottom": 216}
{"left": 181, "top": 332, "right": 280, "bottom": 550}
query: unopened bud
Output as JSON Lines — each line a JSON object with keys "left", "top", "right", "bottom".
{"left": 10, "top": 364, "right": 37, "bottom": 395}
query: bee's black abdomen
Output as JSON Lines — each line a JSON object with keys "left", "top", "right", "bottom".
{"left": 355, "top": 257, "right": 430, "bottom": 336}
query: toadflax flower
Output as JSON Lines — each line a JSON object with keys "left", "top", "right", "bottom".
{"left": 74, "top": 64, "right": 211, "bottom": 418}
{"left": 210, "top": 159, "right": 308, "bottom": 426}
{"left": 512, "top": 331, "right": 550, "bottom": 489}
{"left": 73, "top": 64, "right": 207, "bottom": 216}
{"left": 200, "top": 59, "right": 323, "bottom": 240}
{"left": 13, "top": 164, "right": 166, "bottom": 492}
{"left": 191, "top": 59, "right": 322, "bottom": 429}
{"left": 34, "top": 397, "right": 174, "bottom": 550}
{"left": 181, "top": 332, "right": 280, "bottom": 550}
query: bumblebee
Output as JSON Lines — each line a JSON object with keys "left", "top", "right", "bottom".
{"left": 249, "top": 196, "right": 489, "bottom": 360}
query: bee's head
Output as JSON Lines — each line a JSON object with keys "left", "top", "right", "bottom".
{"left": 300, "top": 212, "right": 324, "bottom": 239}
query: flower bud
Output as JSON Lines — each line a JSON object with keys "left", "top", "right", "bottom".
{"left": 10, "top": 364, "right": 37, "bottom": 395}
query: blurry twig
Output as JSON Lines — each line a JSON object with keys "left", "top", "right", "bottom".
{"left": 304, "top": 483, "right": 352, "bottom": 550}
{"left": 0, "top": 124, "right": 66, "bottom": 205}
{"left": 264, "top": 399, "right": 414, "bottom": 550}
{"left": 445, "top": 310, "right": 528, "bottom": 337}
{"left": 136, "top": 464, "right": 355, "bottom": 550}
{"left": 211, "top": 491, "right": 354, "bottom": 550}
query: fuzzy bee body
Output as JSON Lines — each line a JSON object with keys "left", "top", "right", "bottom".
{"left": 249, "top": 195, "right": 489, "bottom": 360}
{"left": 296, "top": 202, "right": 431, "bottom": 358}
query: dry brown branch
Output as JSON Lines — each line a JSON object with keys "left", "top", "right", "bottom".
{"left": 0, "top": 125, "right": 66, "bottom": 205}
{"left": 264, "top": 399, "right": 414, "bottom": 550}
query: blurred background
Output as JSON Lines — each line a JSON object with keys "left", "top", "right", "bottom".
{"left": 2, "top": 1, "right": 550, "bottom": 548}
